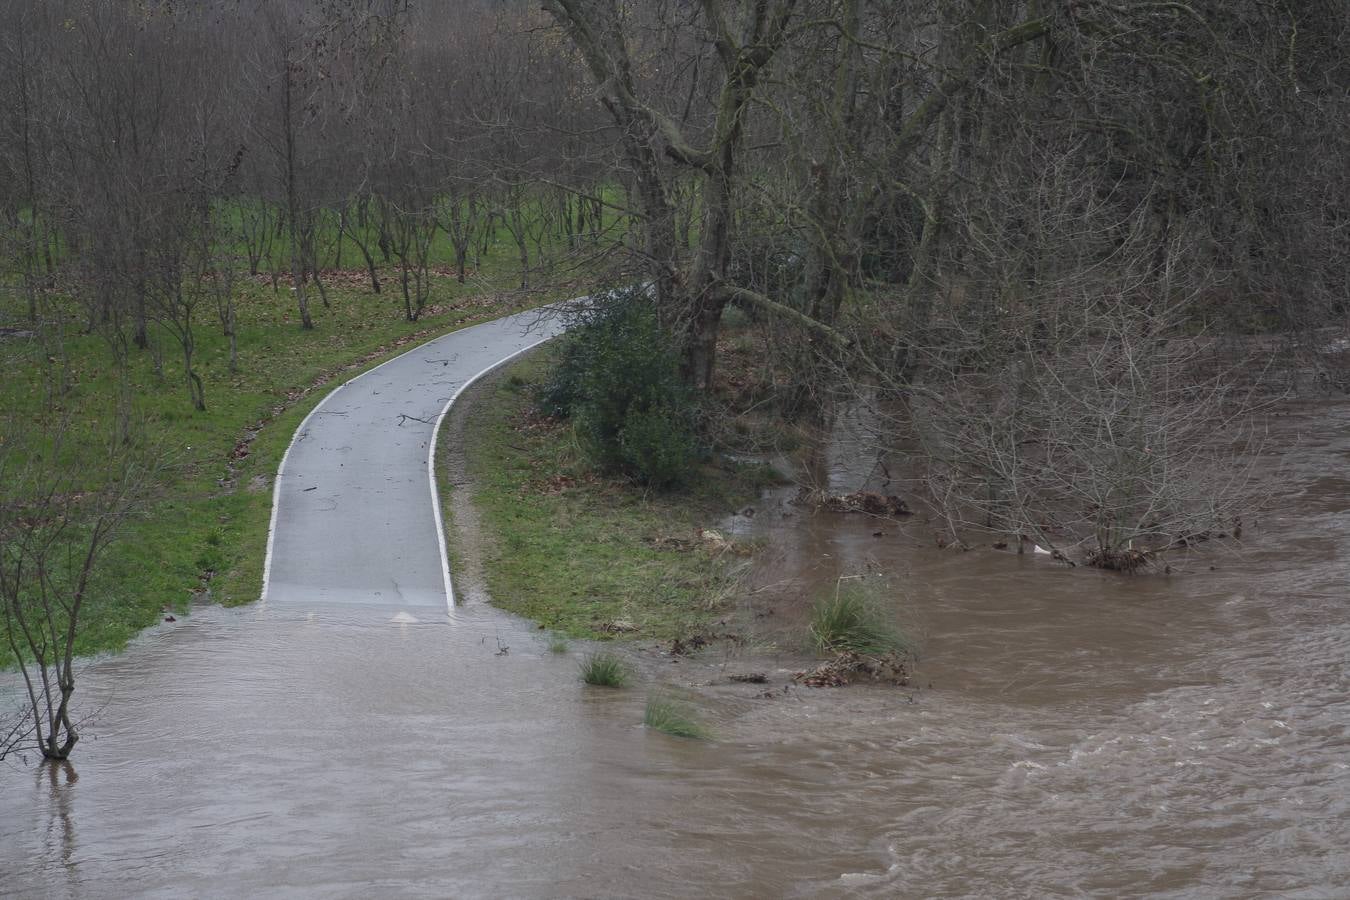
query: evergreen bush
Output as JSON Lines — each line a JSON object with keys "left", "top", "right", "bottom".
{"left": 538, "top": 292, "right": 699, "bottom": 488}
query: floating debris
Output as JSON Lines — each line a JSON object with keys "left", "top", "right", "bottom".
{"left": 815, "top": 491, "right": 911, "bottom": 517}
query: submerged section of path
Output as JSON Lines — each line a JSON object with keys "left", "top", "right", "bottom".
{"left": 263, "top": 309, "right": 561, "bottom": 608}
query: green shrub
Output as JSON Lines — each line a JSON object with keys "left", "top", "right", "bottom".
{"left": 618, "top": 402, "right": 698, "bottom": 489}
{"left": 579, "top": 650, "right": 629, "bottom": 687}
{"left": 571, "top": 401, "right": 626, "bottom": 471}
{"left": 535, "top": 333, "right": 591, "bottom": 418}
{"left": 809, "top": 583, "right": 910, "bottom": 657}
{"left": 643, "top": 693, "right": 712, "bottom": 740}
{"left": 539, "top": 291, "right": 699, "bottom": 488}
{"left": 536, "top": 288, "right": 657, "bottom": 420}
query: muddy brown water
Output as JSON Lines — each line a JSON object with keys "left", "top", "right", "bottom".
{"left": 2, "top": 401, "right": 1348, "bottom": 898}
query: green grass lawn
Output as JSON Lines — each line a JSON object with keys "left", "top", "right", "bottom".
{"left": 444, "top": 349, "right": 773, "bottom": 642}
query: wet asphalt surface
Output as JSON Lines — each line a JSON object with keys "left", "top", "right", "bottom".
{"left": 263, "top": 309, "right": 562, "bottom": 609}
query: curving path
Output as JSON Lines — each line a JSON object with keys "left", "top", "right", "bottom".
{"left": 262, "top": 309, "right": 563, "bottom": 609}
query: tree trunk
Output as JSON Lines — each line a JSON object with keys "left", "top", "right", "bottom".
{"left": 282, "top": 58, "right": 313, "bottom": 330}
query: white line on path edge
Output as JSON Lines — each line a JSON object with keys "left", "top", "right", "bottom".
{"left": 428, "top": 333, "right": 556, "bottom": 612}
{"left": 259, "top": 311, "right": 560, "bottom": 615}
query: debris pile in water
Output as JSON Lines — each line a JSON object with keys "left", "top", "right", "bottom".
{"left": 811, "top": 490, "right": 911, "bottom": 517}
{"left": 1085, "top": 546, "right": 1152, "bottom": 572}
{"left": 669, "top": 630, "right": 745, "bottom": 656}
{"left": 793, "top": 651, "right": 910, "bottom": 688}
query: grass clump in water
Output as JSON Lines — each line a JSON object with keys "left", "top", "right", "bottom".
{"left": 545, "top": 632, "right": 570, "bottom": 654}
{"left": 579, "top": 651, "right": 629, "bottom": 687}
{"left": 809, "top": 580, "right": 910, "bottom": 658}
{"left": 643, "top": 694, "right": 712, "bottom": 740}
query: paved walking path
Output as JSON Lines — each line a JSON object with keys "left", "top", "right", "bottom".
{"left": 262, "top": 309, "right": 562, "bottom": 609}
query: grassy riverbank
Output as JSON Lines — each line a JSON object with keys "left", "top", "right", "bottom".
{"left": 444, "top": 348, "right": 774, "bottom": 642}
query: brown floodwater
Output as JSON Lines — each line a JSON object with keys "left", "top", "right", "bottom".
{"left": 2, "top": 401, "right": 1348, "bottom": 898}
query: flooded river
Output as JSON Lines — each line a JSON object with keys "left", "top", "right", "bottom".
{"left": 2, "top": 400, "right": 1347, "bottom": 897}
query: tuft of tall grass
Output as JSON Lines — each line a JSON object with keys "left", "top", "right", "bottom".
{"left": 579, "top": 650, "right": 629, "bottom": 687}
{"left": 545, "top": 632, "right": 570, "bottom": 654}
{"left": 809, "top": 582, "right": 910, "bottom": 657}
{"left": 643, "top": 694, "right": 712, "bottom": 740}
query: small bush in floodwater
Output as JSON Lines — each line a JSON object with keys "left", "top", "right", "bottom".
{"left": 546, "top": 632, "right": 570, "bottom": 654}
{"left": 809, "top": 582, "right": 910, "bottom": 658}
{"left": 643, "top": 694, "right": 712, "bottom": 740}
{"left": 579, "top": 651, "right": 629, "bottom": 687}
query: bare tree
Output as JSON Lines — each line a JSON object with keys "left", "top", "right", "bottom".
{"left": 898, "top": 285, "right": 1264, "bottom": 568}
{"left": 0, "top": 351, "right": 152, "bottom": 761}
{"left": 244, "top": 4, "right": 324, "bottom": 329}
{"left": 0, "top": 0, "right": 57, "bottom": 324}
{"left": 543, "top": 0, "right": 808, "bottom": 389}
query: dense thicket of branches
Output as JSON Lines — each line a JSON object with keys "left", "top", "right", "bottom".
{"left": 1, "top": 0, "right": 1347, "bottom": 564}
{"left": 536, "top": 0, "right": 1348, "bottom": 561}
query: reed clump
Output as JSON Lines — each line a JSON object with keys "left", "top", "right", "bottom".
{"left": 579, "top": 651, "right": 629, "bottom": 687}
{"left": 643, "top": 694, "right": 712, "bottom": 740}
